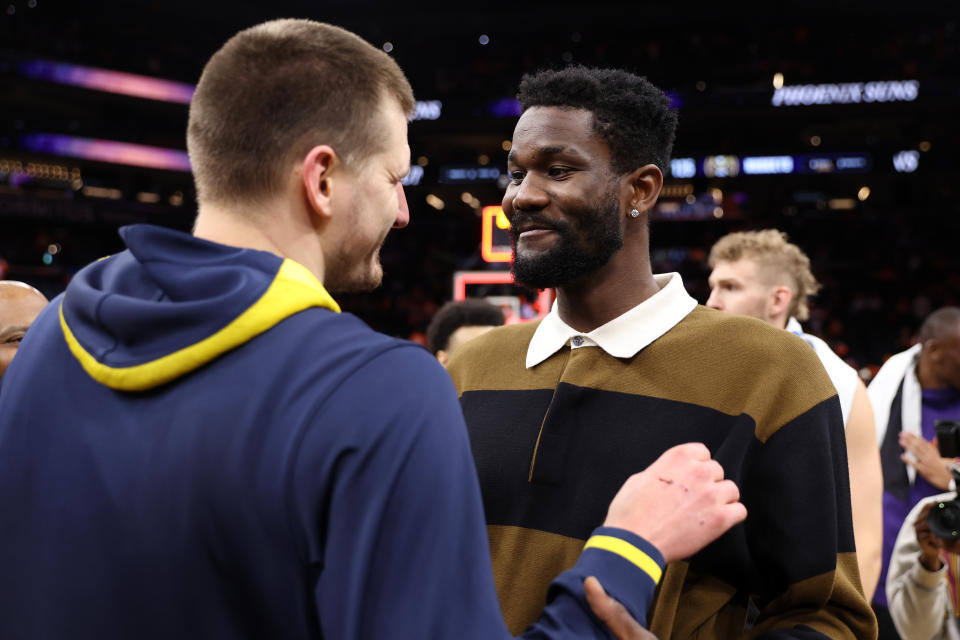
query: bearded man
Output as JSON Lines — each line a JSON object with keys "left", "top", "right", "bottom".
{"left": 447, "top": 66, "right": 876, "bottom": 639}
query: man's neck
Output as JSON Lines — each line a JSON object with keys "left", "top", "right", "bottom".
{"left": 554, "top": 251, "right": 659, "bottom": 333}
{"left": 193, "top": 201, "right": 326, "bottom": 282}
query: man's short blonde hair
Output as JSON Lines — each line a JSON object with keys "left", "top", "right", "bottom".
{"left": 708, "top": 229, "right": 821, "bottom": 321}
{"left": 188, "top": 19, "right": 415, "bottom": 206}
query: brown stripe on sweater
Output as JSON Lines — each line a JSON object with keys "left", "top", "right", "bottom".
{"left": 486, "top": 525, "right": 585, "bottom": 636}
{"left": 449, "top": 306, "right": 838, "bottom": 443}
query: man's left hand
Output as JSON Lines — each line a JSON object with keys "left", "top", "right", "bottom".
{"left": 584, "top": 576, "right": 658, "bottom": 640}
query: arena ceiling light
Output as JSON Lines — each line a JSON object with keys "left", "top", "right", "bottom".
{"left": 18, "top": 59, "right": 195, "bottom": 104}
{"left": 20, "top": 133, "right": 191, "bottom": 172}
{"left": 19, "top": 59, "right": 444, "bottom": 121}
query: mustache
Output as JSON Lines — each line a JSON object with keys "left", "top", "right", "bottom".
{"left": 508, "top": 213, "right": 570, "bottom": 237}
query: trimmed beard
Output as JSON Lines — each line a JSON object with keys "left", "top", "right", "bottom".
{"left": 510, "top": 193, "right": 624, "bottom": 289}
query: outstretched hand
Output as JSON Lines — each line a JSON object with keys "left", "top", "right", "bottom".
{"left": 584, "top": 577, "right": 658, "bottom": 640}
{"left": 603, "top": 443, "right": 747, "bottom": 563}
{"left": 900, "top": 432, "right": 954, "bottom": 490}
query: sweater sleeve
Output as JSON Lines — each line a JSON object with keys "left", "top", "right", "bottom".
{"left": 291, "top": 345, "right": 662, "bottom": 640}
{"left": 742, "top": 397, "right": 877, "bottom": 639}
{"left": 886, "top": 494, "right": 954, "bottom": 640}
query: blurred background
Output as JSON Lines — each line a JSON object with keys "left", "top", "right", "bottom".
{"left": 2, "top": 1, "right": 958, "bottom": 374}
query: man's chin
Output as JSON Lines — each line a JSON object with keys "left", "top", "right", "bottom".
{"left": 326, "top": 263, "right": 384, "bottom": 294}
{"left": 512, "top": 249, "right": 613, "bottom": 291}
{"left": 511, "top": 261, "right": 559, "bottom": 291}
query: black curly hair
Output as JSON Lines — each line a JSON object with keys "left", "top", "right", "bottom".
{"left": 426, "top": 299, "right": 506, "bottom": 355}
{"left": 516, "top": 66, "right": 678, "bottom": 175}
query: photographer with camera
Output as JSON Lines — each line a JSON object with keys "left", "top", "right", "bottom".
{"left": 886, "top": 474, "right": 960, "bottom": 640}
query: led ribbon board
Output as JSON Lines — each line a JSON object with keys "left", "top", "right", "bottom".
{"left": 772, "top": 80, "right": 919, "bottom": 107}
{"left": 439, "top": 166, "right": 502, "bottom": 184}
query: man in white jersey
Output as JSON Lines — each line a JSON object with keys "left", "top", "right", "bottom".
{"left": 707, "top": 228, "right": 883, "bottom": 599}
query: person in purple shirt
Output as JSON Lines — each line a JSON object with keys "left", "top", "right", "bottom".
{"left": 869, "top": 306, "right": 960, "bottom": 639}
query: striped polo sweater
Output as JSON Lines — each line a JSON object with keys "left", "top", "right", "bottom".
{"left": 449, "top": 305, "right": 876, "bottom": 639}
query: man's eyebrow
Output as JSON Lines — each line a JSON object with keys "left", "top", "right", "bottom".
{"left": 0, "top": 326, "right": 30, "bottom": 339}
{"left": 507, "top": 145, "right": 586, "bottom": 164}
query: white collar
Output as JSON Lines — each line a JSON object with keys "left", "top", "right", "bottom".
{"left": 525, "top": 272, "right": 698, "bottom": 368}
{"left": 786, "top": 317, "right": 804, "bottom": 336}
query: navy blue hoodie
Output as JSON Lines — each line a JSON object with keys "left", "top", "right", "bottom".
{"left": 0, "top": 224, "right": 662, "bottom": 639}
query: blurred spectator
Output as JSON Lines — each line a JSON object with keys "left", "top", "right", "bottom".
{"left": 0, "top": 281, "right": 48, "bottom": 379}
{"left": 426, "top": 298, "right": 505, "bottom": 367}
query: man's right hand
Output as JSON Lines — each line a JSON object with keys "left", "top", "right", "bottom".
{"left": 914, "top": 502, "right": 945, "bottom": 571}
{"left": 602, "top": 443, "right": 747, "bottom": 563}
{"left": 584, "top": 576, "right": 658, "bottom": 640}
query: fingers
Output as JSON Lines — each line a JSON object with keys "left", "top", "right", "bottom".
{"left": 697, "top": 489, "right": 748, "bottom": 532}
{"left": 707, "top": 460, "right": 725, "bottom": 482}
{"left": 603, "top": 441, "right": 747, "bottom": 563}
{"left": 716, "top": 478, "right": 741, "bottom": 504}
{"left": 658, "top": 445, "right": 723, "bottom": 482}
{"left": 663, "top": 442, "right": 711, "bottom": 463}
{"left": 720, "top": 501, "right": 748, "bottom": 530}
{"left": 900, "top": 432, "right": 937, "bottom": 458}
{"left": 900, "top": 453, "right": 919, "bottom": 470}
{"left": 584, "top": 577, "right": 656, "bottom": 640}
{"left": 583, "top": 576, "right": 606, "bottom": 610}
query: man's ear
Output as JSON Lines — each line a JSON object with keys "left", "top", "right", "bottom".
{"left": 436, "top": 349, "right": 449, "bottom": 367}
{"left": 301, "top": 145, "right": 340, "bottom": 220}
{"left": 770, "top": 285, "right": 793, "bottom": 318}
{"left": 624, "top": 164, "right": 664, "bottom": 215}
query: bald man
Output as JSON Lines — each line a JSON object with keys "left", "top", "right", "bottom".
{"left": 0, "top": 281, "right": 47, "bottom": 379}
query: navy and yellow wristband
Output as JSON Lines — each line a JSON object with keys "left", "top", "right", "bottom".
{"left": 547, "top": 526, "right": 665, "bottom": 628}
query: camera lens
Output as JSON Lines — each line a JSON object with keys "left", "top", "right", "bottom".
{"left": 928, "top": 500, "right": 960, "bottom": 540}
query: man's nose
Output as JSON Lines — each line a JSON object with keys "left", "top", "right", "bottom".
{"left": 510, "top": 176, "right": 549, "bottom": 211}
{"left": 705, "top": 288, "right": 722, "bottom": 310}
{"left": 394, "top": 183, "right": 410, "bottom": 228}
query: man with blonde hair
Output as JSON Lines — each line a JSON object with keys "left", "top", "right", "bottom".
{"left": 707, "top": 229, "right": 883, "bottom": 600}
{"left": 707, "top": 229, "right": 820, "bottom": 324}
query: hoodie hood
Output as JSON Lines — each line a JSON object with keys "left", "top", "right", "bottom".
{"left": 59, "top": 224, "right": 340, "bottom": 392}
